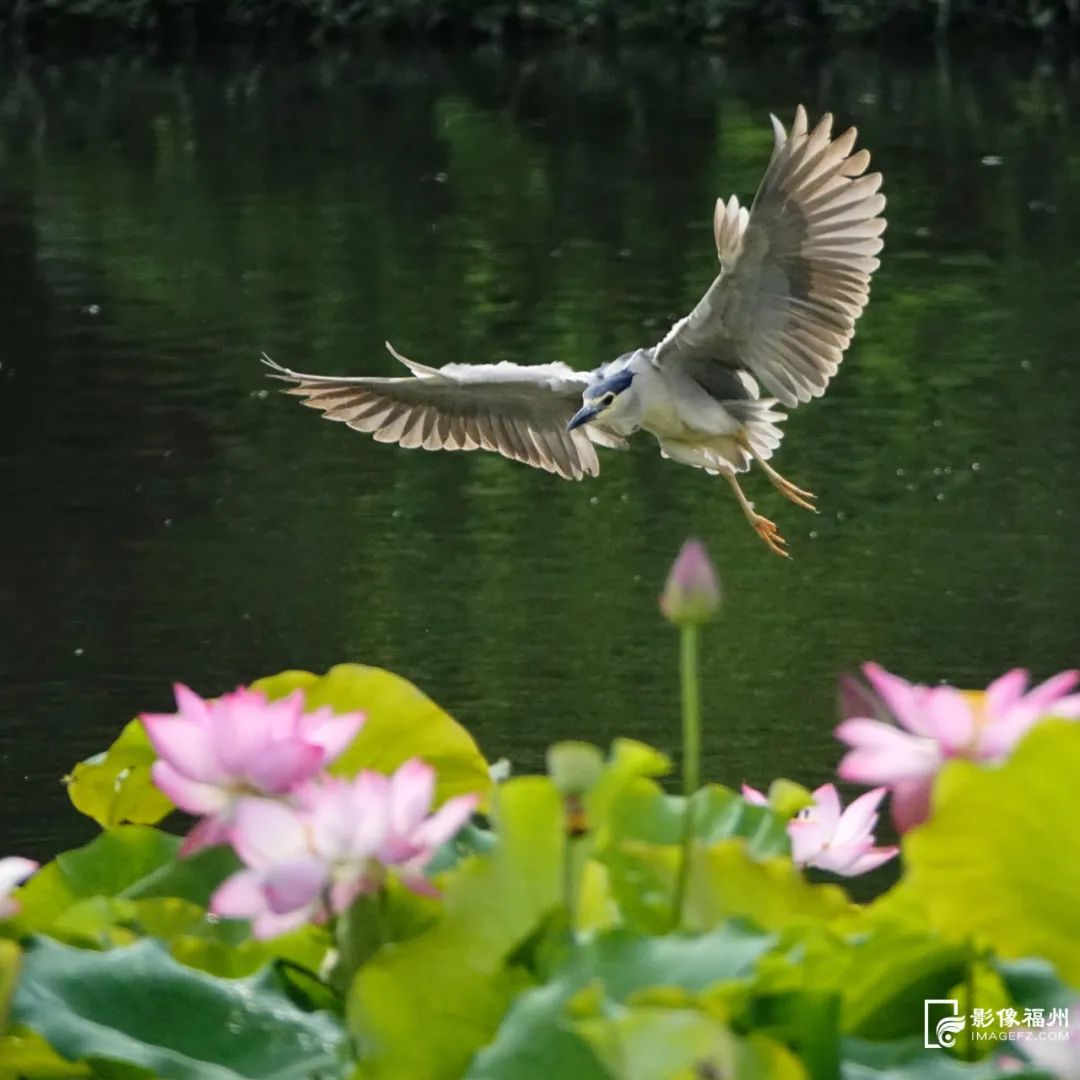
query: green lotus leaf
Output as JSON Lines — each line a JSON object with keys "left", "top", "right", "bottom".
{"left": 467, "top": 922, "right": 778, "bottom": 1079}
{"left": 66, "top": 719, "right": 173, "bottom": 829}
{"left": 11, "top": 937, "right": 347, "bottom": 1080}
{"left": 12, "top": 828, "right": 235, "bottom": 937}
{"left": 252, "top": 664, "right": 492, "bottom": 807}
{"left": 904, "top": 720, "right": 1080, "bottom": 986}
{"left": 348, "top": 777, "right": 563, "bottom": 1080}
{"left": 68, "top": 665, "right": 492, "bottom": 830}
{"left": 574, "top": 1003, "right": 807, "bottom": 1080}
{"left": 605, "top": 837, "right": 850, "bottom": 935}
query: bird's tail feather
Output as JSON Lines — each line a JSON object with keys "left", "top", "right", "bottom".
{"left": 725, "top": 398, "right": 786, "bottom": 464}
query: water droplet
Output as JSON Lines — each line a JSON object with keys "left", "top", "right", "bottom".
{"left": 83, "top": 303, "right": 101, "bottom": 316}
{"left": 932, "top": 419, "right": 943, "bottom": 428}
{"left": 74, "top": 647, "right": 84, "bottom": 657}
{"left": 935, "top": 492, "right": 945, "bottom": 501}
{"left": 932, "top": 467, "right": 942, "bottom": 476}
{"left": 620, "top": 492, "right": 629, "bottom": 502}
{"left": 589, "top": 495, "right": 599, "bottom": 505}
{"left": 971, "top": 462, "right": 981, "bottom": 472}
{"left": 618, "top": 248, "right": 632, "bottom": 258}
{"left": 250, "top": 388, "right": 268, "bottom": 399}
{"left": 163, "top": 518, "right": 173, "bottom": 527}
{"left": 433, "top": 172, "right": 448, "bottom": 183}
{"left": 391, "top": 509, "right": 401, "bottom": 518}
{"left": 896, "top": 468, "right": 905, "bottom": 477}
{"left": 835, "top": 510, "right": 845, "bottom": 521}
{"left": 1020, "top": 359, "right": 1032, "bottom": 371}
{"left": 809, "top": 530, "right": 818, "bottom": 540}
{"left": 981, "top": 154, "right": 1004, "bottom": 166}
{"left": 943, "top": 466, "right": 952, "bottom": 475}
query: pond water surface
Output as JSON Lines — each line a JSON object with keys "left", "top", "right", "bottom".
{"left": 2, "top": 43, "right": 1080, "bottom": 860}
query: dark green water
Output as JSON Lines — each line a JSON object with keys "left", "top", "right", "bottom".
{"left": 2, "top": 44, "right": 1079, "bottom": 860}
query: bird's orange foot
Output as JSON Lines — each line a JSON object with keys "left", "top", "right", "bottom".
{"left": 770, "top": 474, "right": 818, "bottom": 513}
{"left": 743, "top": 438, "right": 819, "bottom": 514}
{"left": 750, "top": 513, "right": 790, "bottom": 558}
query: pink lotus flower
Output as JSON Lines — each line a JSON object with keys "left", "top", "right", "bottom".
{"left": 211, "top": 760, "right": 478, "bottom": 938}
{"left": 211, "top": 780, "right": 386, "bottom": 939}
{"left": 741, "top": 784, "right": 769, "bottom": 807}
{"left": 787, "top": 784, "right": 898, "bottom": 876}
{"left": 369, "top": 759, "right": 479, "bottom": 896}
{"left": 0, "top": 856, "right": 39, "bottom": 919}
{"left": 836, "top": 664, "right": 1080, "bottom": 831}
{"left": 141, "top": 684, "right": 364, "bottom": 854}
{"left": 741, "top": 782, "right": 897, "bottom": 877}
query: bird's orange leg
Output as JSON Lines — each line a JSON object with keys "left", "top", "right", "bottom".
{"left": 726, "top": 473, "right": 789, "bottom": 558}
{"left": 742, "top": 439, "right": 818, "bottom": 513}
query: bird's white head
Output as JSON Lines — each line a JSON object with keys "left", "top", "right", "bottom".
{"left": 567, "top": 369, "right": 636, "bottom": 433}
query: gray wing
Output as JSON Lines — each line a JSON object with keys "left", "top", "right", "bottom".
{"left": 263, "top": 344, "right": 601, "bottom": 481}
{"left": 653, "top": 106, "right": 886, "bottom": 408}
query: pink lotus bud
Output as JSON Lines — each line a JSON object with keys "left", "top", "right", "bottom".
{"left": 660, "top": 539, "right": 720, "bottom": 626}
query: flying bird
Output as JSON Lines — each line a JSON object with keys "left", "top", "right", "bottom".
{"left": 263, "top": 106, "right": 884, "bottom": 556}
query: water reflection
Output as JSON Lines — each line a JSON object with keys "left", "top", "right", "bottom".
{"left": 1, "top": 45, "right": 1079, "bottom": 865}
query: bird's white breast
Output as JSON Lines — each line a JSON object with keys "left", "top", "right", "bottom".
{"left": 631, "top": 358, "right": 743, "bottom": 440}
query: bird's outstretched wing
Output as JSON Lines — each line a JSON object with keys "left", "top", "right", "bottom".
{"left": 263, "top": 345, "right": 601, "bottom": 481}
{"left": 653, "top": 106, "right": 885, "bottom": 408}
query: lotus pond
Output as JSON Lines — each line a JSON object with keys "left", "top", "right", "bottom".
{"left": 2, "top": 39, "right": 1080, "bottom": 1080}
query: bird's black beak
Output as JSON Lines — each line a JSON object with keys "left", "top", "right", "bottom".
{"left": 567, "top": 404, "right": 600, "bottom": 432}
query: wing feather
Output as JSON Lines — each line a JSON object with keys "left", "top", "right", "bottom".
{"left": 372, "top": 405, "right": 412, "bottom": 444}
{"left": 511, "top": 420, "right": 542, "bottom": 469}
{"left": 433, "top": 411, "right": 453, "bottom": 450}
{"left": 654, "top": 106, "right": 885, "bottom": 407}
{"left": 396, "top": 408, "right": 426, "bottom": 449}
{"left": 262, "top": 348, "right": 600, "bottom": 481}
{"left": 478, "top": 410, "right": 501, "bottom": 454}
{"left": 348, "top": 403, "right": 392, "bottom": 428}
{"left": 461, "top": 416, "right": 482, "bottom": 452}
{"left": 491, "top": 414, "right": 522, "bottom": 463}
{"left": 530, "top": 427, "right": 565, "bottom": 476}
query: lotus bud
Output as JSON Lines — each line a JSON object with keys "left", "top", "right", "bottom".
{"left": 660, "top": 539, "right": 720, "bottom": 626}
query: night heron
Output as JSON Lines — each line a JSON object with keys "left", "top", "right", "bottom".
{"left": 263, "top": 106, "right": 884, "bottom": 557}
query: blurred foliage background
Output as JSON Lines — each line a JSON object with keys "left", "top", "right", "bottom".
{"left": 5, "top": 0, "right": 1080, "bottom": 43}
